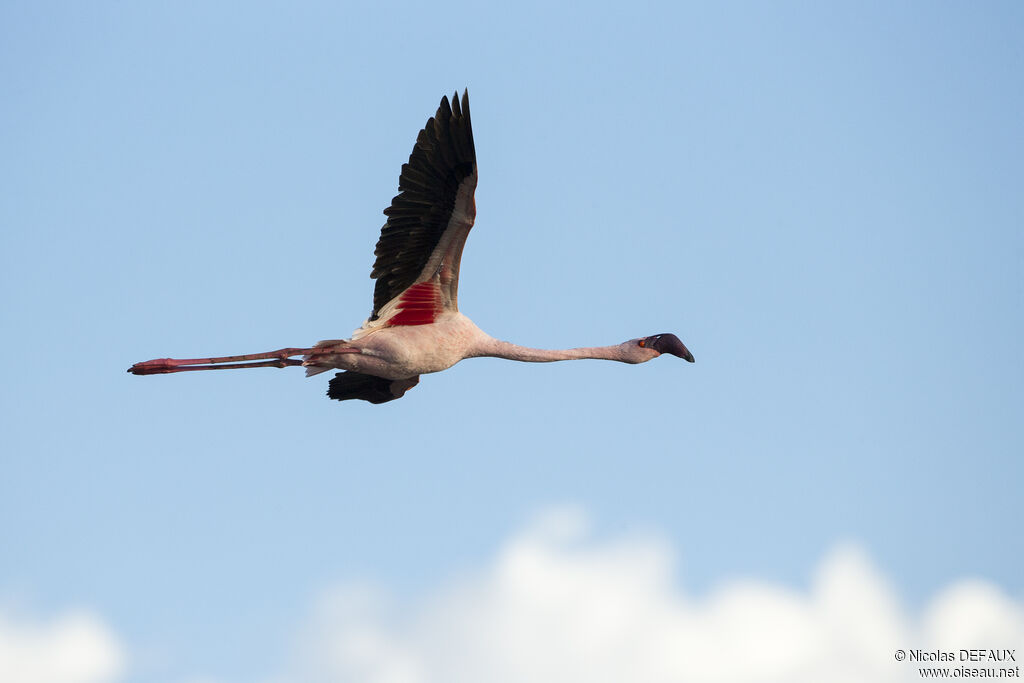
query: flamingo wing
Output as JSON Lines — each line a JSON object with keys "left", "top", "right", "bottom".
{"left": 368, "top": 90, "right": 477, "bottom": 324}
{"left": 328, "top": 371, "right": 420, "bottom": 404}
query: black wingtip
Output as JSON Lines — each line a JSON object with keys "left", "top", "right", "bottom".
{"left": 450, "top": 89, "right": 470, "bottom": 114}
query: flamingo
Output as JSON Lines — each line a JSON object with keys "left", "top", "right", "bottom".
{"left": 129, "top": 91, "right": 694, "bottom": 403}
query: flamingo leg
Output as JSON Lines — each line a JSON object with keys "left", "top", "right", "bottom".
{"left": 127, "top": 345, "right": 358, "bottom": 375}
{"left": 130, "top": 358, "right": 308, "bottom": 374}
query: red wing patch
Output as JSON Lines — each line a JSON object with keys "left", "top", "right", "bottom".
{"left": 386, "top": 281, "right": 441, "bottom": 326}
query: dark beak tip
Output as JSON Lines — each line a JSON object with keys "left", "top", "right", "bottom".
{"left": 675, "top": 347, "right": 695, "bottom": 363}
{"left": 649, "top": 333, "right": 694, "bottom": 363}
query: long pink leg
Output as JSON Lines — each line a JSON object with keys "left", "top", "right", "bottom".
{"left": 127, "top": 345, "right": 358, "bottom": 375}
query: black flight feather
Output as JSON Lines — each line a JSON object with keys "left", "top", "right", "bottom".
{"left": 327, "top": 371, "right": 419, "bottom": 404}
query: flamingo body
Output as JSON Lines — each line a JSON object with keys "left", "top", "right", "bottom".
{"left": 128, "top": 90, "right": 694, "bottom": 404}
{"left": 309, "top": 311, "right": 486, "bottom": 380}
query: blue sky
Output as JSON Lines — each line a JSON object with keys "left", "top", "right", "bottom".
{"left": 2, "top": 3, "right": 1022, "bottom": 682}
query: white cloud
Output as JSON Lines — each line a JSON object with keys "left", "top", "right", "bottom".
{"left": 290, "top": 506, "right": 1024, "bottom": 683}
{"left": 4, "top": 509, "right": 1021, "bottom": 683}
{"left": 0, "top": 608, "right": 125, "bottom": 683}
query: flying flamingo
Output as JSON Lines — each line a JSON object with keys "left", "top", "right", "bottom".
{"left": 129, "top": 91, "right": 694, "bottom": 403}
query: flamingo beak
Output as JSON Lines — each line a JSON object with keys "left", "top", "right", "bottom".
{"left": 648, "top": 333, "right": 694, "bottom": 362}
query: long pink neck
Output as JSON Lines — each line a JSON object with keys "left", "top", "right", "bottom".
{"left": 472, "top": 338, "right": 628, "bottom": 363}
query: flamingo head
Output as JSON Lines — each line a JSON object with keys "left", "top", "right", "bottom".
{"left": 621, "top": 333, "right": 695, "bottom": 363}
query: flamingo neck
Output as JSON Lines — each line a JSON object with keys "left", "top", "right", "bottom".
{"left": 472, "top": 337, "right": 628, "bottom": 363}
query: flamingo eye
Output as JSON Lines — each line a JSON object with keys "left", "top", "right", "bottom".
{"left": 638, "top": 339, "right": 646, "bottom": 348}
